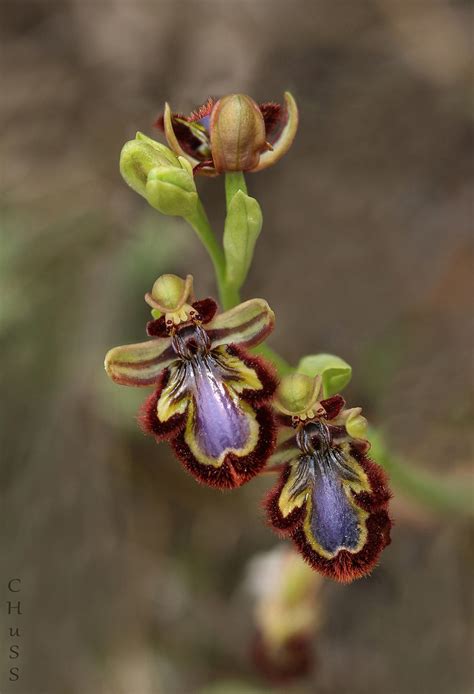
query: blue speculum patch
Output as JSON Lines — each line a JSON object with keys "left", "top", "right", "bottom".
{"left": 189, "top": 358, "right": 250, "bottom": 459}
{"left": 310, "top": 456, "right": 360, "bottom": 553}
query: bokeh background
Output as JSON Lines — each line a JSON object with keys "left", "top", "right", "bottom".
{"left": 1, "top": 1, "right": 473, "bottom": 693}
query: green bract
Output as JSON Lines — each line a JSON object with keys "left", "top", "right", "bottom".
{"left": 120, "top": 133, "right": 197, "bottom": 217}
{"left": 223, "top": 189, "right": 262, "bottom": 290}
{"left": 297, "top": 353, "right": 352, "bottom": 398}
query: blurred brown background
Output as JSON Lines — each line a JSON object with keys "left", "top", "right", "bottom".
{"left": 1, "top": 1, "right": 473, "bottom": 693}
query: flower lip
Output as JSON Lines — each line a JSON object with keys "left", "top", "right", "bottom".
{"left": 264, "top": 391, "right": 392, "bottom": 582}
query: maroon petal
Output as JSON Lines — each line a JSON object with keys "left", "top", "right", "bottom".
{"left": 321, "top": 395, "right": 346, "bottom": 420}
{"left": 259, "top": 101, "right": 285, "bottom": 144}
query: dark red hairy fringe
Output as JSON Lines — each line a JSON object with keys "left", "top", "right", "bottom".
{"left": 224, "top": 343, "right": 278, "bottom": 405}
{"left": 264, "top": 445, "right": 392, "bottom": 582}
{"left": 252, "top": 630, "right": 313, "bottom": 684}
{"left": 146, "top": 298, "right": 218, "bottom": 337}
{"left": 171, "top": 404, "right": 276, "bottom": 490}
{"left": 138, "top": 370, "right": 185, "bottom": 441}
{"left": 293, "top": 509, "right": 391, "bottom": 583}
{"left": 263, "top": 465, "right": 306, "bottom": 535}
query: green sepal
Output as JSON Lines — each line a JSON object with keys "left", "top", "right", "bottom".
{"left": 146, "top": 167, "right": 198, "bottom": 217}
{"left": 297, "top": 353, "right": 352, "bottom": 398}
{"left": 151, "top": 308, "right": 162, "bottom": 319}
{"left": 223, "top": 189, "right": 262, "bottom": 290}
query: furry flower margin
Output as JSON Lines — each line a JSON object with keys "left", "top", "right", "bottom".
{"left": 105, "top": 274, "right": 277, "bottom": 489}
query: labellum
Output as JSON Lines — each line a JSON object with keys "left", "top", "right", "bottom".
{"left": 265, "top": 374, "right": 392, "bottom": 582}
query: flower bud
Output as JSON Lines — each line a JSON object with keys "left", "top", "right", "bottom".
{"left": 120, "top": 133, "right": 180, "bottom": 196}
{"left": 120, "top": 133, "right": 197, "bottom": 217}
{"left": 210, "top": 94, "right": 268, "bottom": 173}
{"left": 145, "top": 164, "right": 197, "bottom": 217}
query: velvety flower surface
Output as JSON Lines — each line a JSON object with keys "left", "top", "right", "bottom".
{"left": 105, "top": 275, "right": 277, "bottom": 488}
{"left": 156, "top": 92, "right": 298, "bottom": 175}
{"left": 265, "top": 374, "right": 392, "bottom": 582}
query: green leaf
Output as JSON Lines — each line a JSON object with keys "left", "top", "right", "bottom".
{"left": 223, "top": 189, "right": 262, "bottom": 290}
{"left": 297, "top": 353, "right": 352, "bottom": 397}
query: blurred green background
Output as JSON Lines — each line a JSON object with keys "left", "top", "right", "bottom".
{"left": 0, "top": 1, "right": 473, "bottom": 693}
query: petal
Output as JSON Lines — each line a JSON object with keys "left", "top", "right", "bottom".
{"left": 253, "top": 92, "right": 298, "bottom": 172}
{"left": 321, "top": 395, "right": 346, "bottom": 420}
{"left": 104, "top": 336, "right": 175, "bottom": 386}
{"left": 206, "top": 298, "right": 275, "bottom": 349}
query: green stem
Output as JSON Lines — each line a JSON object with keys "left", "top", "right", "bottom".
{"left": 225, "top": 171, "right": 248, "bottom": 207}
{"left": 185, "top": 200, "right": 239, "bottom": 309}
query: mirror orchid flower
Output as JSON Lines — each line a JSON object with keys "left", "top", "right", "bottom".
{"left": 105, "top": 274, "right": 277, "bottom": 489}
{"left": 264, "top": 374, "right": 392, "bottom": 582}
{"left": 156, "top": 92, "right": 298, "bottom": 175}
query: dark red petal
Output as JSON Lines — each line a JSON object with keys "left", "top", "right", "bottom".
{"left": 252, "top": 631, "right": 313, "bottom": 684}
{"left": 350, "top": 444, "right": 392, "bottom": 512}
{"left": 224, "top": 343, "right": 278, "bottom": 406}
{"left": 146, "top": 316, "right": 168, "bottom": 337}
{"left": 292, "top": 508, "right": 392, "bottom": 583}
{"left": 192, "top": 298, "right": 218, "bottom": 324}
{"left": 171, "top": 404, "right": 276, "bottom": 489}
{"left": 147, "top": 299, "right": 218, "bottom": 337}
{"left": 264, "top": 465, "right": 306, "bottom": 535}
{"left": 321, "top": 394, "right": 346, "bottom": 420}
{"left": 259, "top": 102, "right": 285, "bottom": 144}
{"left": 138, "top": 370, "right": 185, "bottom": 440}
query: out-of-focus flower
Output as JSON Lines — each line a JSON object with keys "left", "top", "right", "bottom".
{"left": 119, "top": 132, "right": 198, "bottom": 216}
{"left": 156, "top": 92, "right": 298, "bottom": 175}
{"left": 246, "top": 545, "right": 323, "bottom": 682}
{"left": 105, "top": 274, "right": 277, "bottom": 488}
{"left": 264, "top": 374, "right": 392, "bottom": 582}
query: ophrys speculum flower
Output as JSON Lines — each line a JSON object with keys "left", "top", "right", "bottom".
{"left": 265, "top": 374, "right": 391, "bottom": 582}
{"left": 105, "top": 274, "right": 277, "bottom": 488}
{"left": 156, "top": 92, "right": 298, "bottom": 175}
